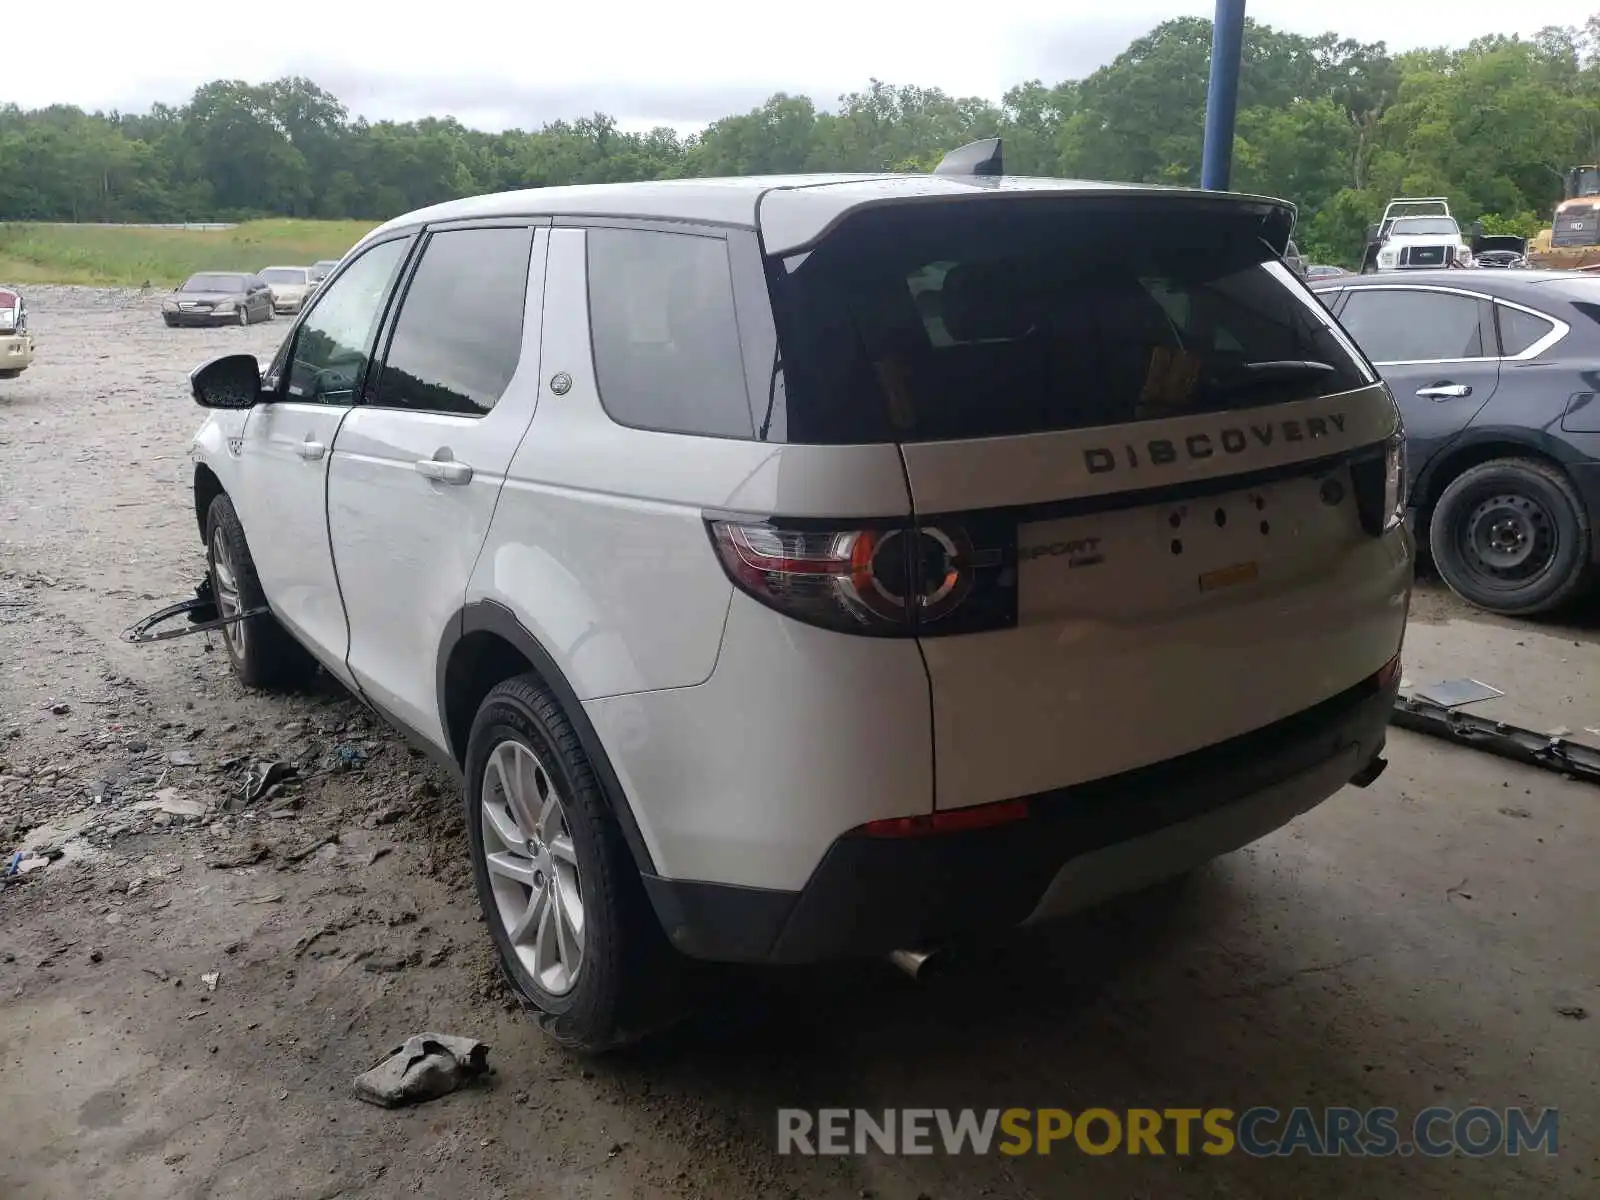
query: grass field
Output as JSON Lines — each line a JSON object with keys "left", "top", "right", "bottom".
{"left": 0, "top": 220, "right": 380, "bottom": 287}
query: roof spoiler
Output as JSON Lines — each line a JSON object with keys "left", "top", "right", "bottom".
{"left": 933, "top": 138, "right": 1004, "bottom": 178}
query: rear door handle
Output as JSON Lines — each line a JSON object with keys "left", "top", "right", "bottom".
{"left": 414, "top": 458, "right": 473, "bottom": 485}
{"left": 296, "top": 439, "right": 326, "bottom": 460}
{"left": 1416, "top": 384, "right": 1472, "bottom": 399}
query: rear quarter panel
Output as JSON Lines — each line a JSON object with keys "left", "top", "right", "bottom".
{"left": 468, "top": 225, "right": 914, "bottom": 703}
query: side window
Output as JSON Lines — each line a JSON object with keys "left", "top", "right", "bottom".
{"left": 587, "top": 227, "right": 752, "bottom": 438}
{"left": 374, "top": 226, "right": 534, "bottom": 416}
{"left": 287, "top": 238, "right": 411, "bottom": 405}
{"left": 1495, "top": 304, "right": 1555, "bottom": 358}
{"left": 1337, "top": 290, "right": 1484, "bottom": 363}
{"left": 1313, "top": 288, "right": 1342, "bottom": 311}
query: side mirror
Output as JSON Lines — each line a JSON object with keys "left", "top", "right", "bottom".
{"left": 190, "top": 353, "right": 264, "bottom": 409}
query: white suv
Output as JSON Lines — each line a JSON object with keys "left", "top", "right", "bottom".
{"left": 185, "top": 161, "right": 1412, "bottom": 1050}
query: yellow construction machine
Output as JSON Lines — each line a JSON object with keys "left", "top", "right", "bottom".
{"left": 1530, "top": 165, "right": 1600, "bottom": 270}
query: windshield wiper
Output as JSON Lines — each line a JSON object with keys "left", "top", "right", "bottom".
{"left": 1238, "top": 360, "right": 1338, "bottom": 377}
{"left": 1198, "top": 360, "right": 1339, "bottom": 403}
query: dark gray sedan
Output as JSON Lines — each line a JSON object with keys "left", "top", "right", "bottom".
{"left": 1313, "top": 269, "right": 1600, "bottom": 615}
{"left": 162, "top": 272, "right": 275, "bottom": 327}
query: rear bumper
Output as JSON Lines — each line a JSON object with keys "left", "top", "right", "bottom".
{"left": 643, "top": 667, "right": 1397, "bottom": 964}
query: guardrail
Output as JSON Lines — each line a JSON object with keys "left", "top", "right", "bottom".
{"left": 0, "top": 221, "right": 239, "bottom": 231}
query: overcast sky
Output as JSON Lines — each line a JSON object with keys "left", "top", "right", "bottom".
{"left": 13, "top": 1, "right": 1598, "bottom": 133}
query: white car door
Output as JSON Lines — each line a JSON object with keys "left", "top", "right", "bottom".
{"left": 238, "top": 234, "right": 414, "bottom": 681}
{"left": 326, "top": 222, "right": 547, "bottom": 751}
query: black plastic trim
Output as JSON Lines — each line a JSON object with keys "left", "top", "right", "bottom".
{"left": 646, "top": 668, "right": 1397, "bottom": 964}
{"left": 702, "top": 442, "right": 1385, "bottom": 532}
{"left": 437, "top": 600, "right": 659, "bottom": 875}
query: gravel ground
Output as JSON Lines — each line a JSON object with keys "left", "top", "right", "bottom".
{"left": 1, "top": 287, "right": 1597, "bottom": 1199}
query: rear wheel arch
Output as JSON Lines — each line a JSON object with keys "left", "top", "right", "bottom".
{"left": 1413, "top": 436, "right": 1574, "bottom": 522}
{"left": 438, "top": 602, "right": 658, "bottom": 876}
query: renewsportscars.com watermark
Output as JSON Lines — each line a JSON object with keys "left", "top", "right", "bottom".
{"left": 777, "top": 1106, "right": 1559, "bottom": 1158}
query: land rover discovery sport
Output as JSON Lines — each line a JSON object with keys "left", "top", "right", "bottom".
{"left": 181, "top": 150, "right": 1412, "bottom": 1050}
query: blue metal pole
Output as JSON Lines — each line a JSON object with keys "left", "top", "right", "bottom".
{"left": 1201, "top": 0, "right": 1247, "bottom": 191}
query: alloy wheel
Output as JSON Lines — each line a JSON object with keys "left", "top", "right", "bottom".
{"left": 209, "top": 527, "right": 248, "bottom": 662}
{"left": 480, "top": 739, "right": 586, "bottom": 996}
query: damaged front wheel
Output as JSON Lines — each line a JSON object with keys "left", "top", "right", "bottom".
{"left": 204, "top": 494, "right": 315, "bottom": 690}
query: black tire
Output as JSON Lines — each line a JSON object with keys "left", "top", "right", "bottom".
{"left": 203, "top": 494, "right": 315, "bottom": 689}
{"left": 465, "top": 674, "right": 687, "bottom": 1053}
{"left": 237, "top": 305, "right": 250, "bottom": 326}
{"left": 0, "top": 369, "right": 19, "bottom": 380}
{"left": 1428, "top": 457, "right": 1592, "bottom": 615}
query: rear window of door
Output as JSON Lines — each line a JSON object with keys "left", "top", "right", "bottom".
{"left": 373, "top": 225, "right": 534, "bottom": 416}
{"left": 1336, "top": 289, "right": 1486, "bottom": 364}
{"left": 761, "top": 200, "right": 1372, "bottom": 444}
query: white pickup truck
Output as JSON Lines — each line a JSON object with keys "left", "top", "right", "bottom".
{"left": 1362, "top": 198, "right": 1473, "bottom": 273}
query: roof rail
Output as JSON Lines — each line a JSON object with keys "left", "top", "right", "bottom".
{"left": 933, "top": 138, "right": 1004, "bottom": 178}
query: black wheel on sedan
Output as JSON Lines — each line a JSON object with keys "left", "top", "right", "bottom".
{"left": 1428, "top": 457, "right": 1592, "bottom": 615}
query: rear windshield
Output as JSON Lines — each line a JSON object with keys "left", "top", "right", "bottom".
{"left": 259, "top": 268, "right": 307, "bottom": 284}
{"left": 762, "top": 201, "right": 1372, "bottom": 444}
{"left": 182, "top": 273, "right": 247, "bottom": 293}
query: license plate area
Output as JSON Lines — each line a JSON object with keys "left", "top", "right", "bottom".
{"left": 1017, "top": 470, "right": 1353, "bottom": 618}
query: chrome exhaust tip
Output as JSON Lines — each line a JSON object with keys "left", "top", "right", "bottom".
{"left": 888, "top": 948, "right": 943, "bottom": 981}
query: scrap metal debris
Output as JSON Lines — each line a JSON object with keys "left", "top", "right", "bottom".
{"left": 352, "top": 1033, "right": 490, "bottom": 1109}
{"left": 1410, "top": 678, "right": 1505, "bottom": 709}
{"left": 1392, "top": 697, "right": 1600, "bottom": 787}
{"left": 240, "top": 761, "right": 298, "bottom": 809}
{"left": 4, "top": 849, "right": 60, "bottom": 878}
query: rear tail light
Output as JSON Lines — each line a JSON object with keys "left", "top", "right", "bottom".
{"left": 1383, "top": 435, "right": 1406, "bottom": 530}
{"left": 707, "top": 517, "right": 1016, "bottom": 637}
{"left": 1352, "top": 434, "right": 1406, "bottom": 535}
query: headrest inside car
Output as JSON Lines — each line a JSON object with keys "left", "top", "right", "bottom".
{"left": 938, "top": 263, "right": 1038, "bottom": 343}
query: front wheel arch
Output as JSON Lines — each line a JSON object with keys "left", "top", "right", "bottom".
{"left": 194, "top": 463, "right": 225, "bottom": 544}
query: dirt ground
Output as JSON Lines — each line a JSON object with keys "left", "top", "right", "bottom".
{"left": 1, "top": 287, "right": 1597, "bottom": 1199}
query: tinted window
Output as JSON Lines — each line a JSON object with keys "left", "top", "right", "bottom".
{"left": 286, "top": 238, "right": 409, "bottom": 405}
{"left": 184, "top": 273, "right": 248, "bottom": 293}
{"left": 374, "top": 227, "right": 533, "bottom": 416}
{"left": 1337, "top": 290, "right": 1484, "bottom": 362}
{"left": 260, "top": 268, "right": 308, "bottom": 284}
{"left": 587, "top": 228, "right": 752, "bottom": 437}
{"left": 1496, "top": 304, "right": 1555, "bottom": 357}
{"left": 764, "top": 202, "right": 1371, "bottom": 444}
